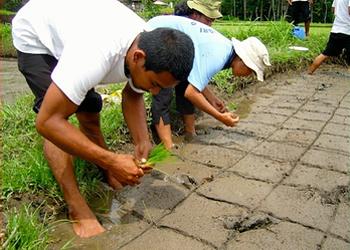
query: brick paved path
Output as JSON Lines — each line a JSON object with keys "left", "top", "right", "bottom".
{"left": 54, "top": 66, "right": 350, "bottom": 249}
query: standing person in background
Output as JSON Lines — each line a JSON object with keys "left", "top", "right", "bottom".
{"left": 308, "top": 0, "right": 350, "bottom": 74}
{"left": 174, "top": 0, "right": 223, "bottom": 26}
{"left": 149, "top": 16, "right": 271, "bottom": 149}
{"left": 286, "top": 0, "right": 313, "bottom": 36}
{"left": 12, "top": 0, "right": 194, "bottom": 238}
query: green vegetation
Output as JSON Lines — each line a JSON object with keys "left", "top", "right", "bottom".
{"left": 0, "top": 23, "right": 17, "bottom": 57}
{"left": 145, "top": 143, "right": 173, "bottom": 167}
{"left": 3, "top": 204, "right": 53, "bottom": 250}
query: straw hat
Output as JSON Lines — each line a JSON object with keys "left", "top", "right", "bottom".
{"left": 231, "top": 37, "right": 271, "bottom": 81}
{"left": 187, "top": 0, "right": 222, "bottom": 19}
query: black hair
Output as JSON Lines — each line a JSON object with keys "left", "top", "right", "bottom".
{"left": 174, "top": 0, "right": 194, "bottom": 16}
{"left": 138, "top": 28, "right": 194, "bottom": 82}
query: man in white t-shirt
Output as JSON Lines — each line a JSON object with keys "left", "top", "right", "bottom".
{"left": 286, "top": 0, "right": 313, "bottom": 36}
{"left": 308, "top": 0, "right": 350, "bottom": 74}
{"left": 12, "top": 0, "right": 194, "bottom": 238}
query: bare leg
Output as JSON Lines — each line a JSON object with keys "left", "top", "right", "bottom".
{"left": 76, "top": 112, "right": 123, "bottom": 190}
{"left": 154, "top": 117, "right": 173, "bottom": 150}
{"left": 308, "top": 54, "right": 328, "bottom": 74}
{"left": 183, "top": 114, "right": 196, "bottom": 141}
{"left": 305, "top": 20, "right": 311, "bottom": 37}
{"left": 43, "top": 139, "right": 105, "bottom": 238}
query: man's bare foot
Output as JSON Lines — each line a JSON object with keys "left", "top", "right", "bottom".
{"left": 69, "top": 208, "right": 105, "bottom": 238}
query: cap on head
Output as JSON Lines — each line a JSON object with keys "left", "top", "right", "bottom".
{"left": 231, "top": 37, "right": 271, "bottom": 81}
{"left": 187, "top": 0, "right": 222, "bottom": 19}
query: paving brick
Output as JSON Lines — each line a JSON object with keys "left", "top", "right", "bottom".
{"left": 300, "top": 148, "right": 349, "bottom": 173}
{"left": 253, "top": 141, "right": 306, "bottom": 161}
{"left": 233, "top": 122, "right": 277, "bottom": 138}
{"left": 329, "top": 202, "right": 350, "bottom": 241}
{"left": 293, "top": 110, "right": 332, "bottom": 121}
{"left": 301, "top": 103, "right": 335, "bottom": 114}
{"left": 283, "top": 164, "right": 349, "bottom": 192}
{"left": 197, "top": 174, "right": 274, "bottom": 209}
{"left": 282, "top": 117, "right": 326, "bottom": 131}
{"left": 156, "top": 160, "right": 220, "bottom": 187}
{"left": 252, "top": 106, "right": 296, "bottom": 116}
{"left": 226, "top": 221, "right": 324, "bottom": 250}
{"left": 322, "top": 236, "right": 350, "bottom": 250}
{"left": 330, "top": 114, "right": 350, "bottom": 125}
{"left": 178, "top": 144, "right": 245, "bottom": 168}
{"left": 117, "top": 176, "right": 189, "bottom": 221}
{"left": 195, "top": 129, "right": 262, "bottom": 151}
{"left": 335, "top": 108, "right": 350, "bottom": 116}
{"left": 314, "top": 134, "right": 350, "bottom": 153}
{"left": 121, "top": 227, "right": 214, "bottom": 250}
{"left": 242, "top": 113, "right": 287, "bottom": 126}
{"left": 268, "top": 128, "right": 318, "bottom": 146}
{"left": 259, "top": 185, "right": 335, "bottom": 231}
{"left": 323, "top": 122, "right": 350, "bottom": 137}
{"left": 228, "top": 154, "right": 292, "bottom": 183}
{"left": 159, "top": 193, "right": 248, "bottom": 247}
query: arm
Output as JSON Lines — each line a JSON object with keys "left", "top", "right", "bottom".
{"left": 36, "top": 83, "right": 143, "bottom": 185}
{"left": 122, "top": 82, "right": 152, "bottom": 160}
{"left": 288, "top": 0, "right": 292, "bottom": 5}
{"left": 184, "top": 84, "right": 239, "bottom": 127}
{"left": 202, "top": 86, "right": 227, "bottom": 113}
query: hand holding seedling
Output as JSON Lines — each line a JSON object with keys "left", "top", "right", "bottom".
{"left": 219, "top": 112, "right": 240, "bottom": 127}
{"left": 136, "top": 143, "right": 173, "bottom": 171}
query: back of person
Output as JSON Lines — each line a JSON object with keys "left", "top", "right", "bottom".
{"left": 12, "top": 0, "right": 146, "bottom": 59}
{"left": 148, "top": 15, "right": 232, "bottom": 91}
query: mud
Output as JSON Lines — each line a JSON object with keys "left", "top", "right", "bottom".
{"left": 2, "top": 59, "right": 350, "bottom": 249}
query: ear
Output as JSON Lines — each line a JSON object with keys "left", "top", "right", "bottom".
{"left": 132, "top": 49, "right": 146, "bottom": 63}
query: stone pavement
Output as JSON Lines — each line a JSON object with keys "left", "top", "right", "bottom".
{"left": 57, "top": 66, "right": 350, "bottom": 250}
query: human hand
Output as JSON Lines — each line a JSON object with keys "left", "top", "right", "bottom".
{"left": 211, "top": 98, "right": 228, "bottom": 113}
{"left": 219, "top": 112, "right": 240, "bottom": 127}
{"left": 134, "top": 141, "right": 153, "bottom": 173}
{"left": 287, "top": 0, "right": 292, "bottom": 5}
{"left": 107, "top": 153, "right": 144, "bottom": 186}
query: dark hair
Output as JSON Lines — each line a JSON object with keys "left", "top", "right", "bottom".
{"left": 174, "top": 0, "right": 194, "bottom": 16}
{"left": 138, "top": 28, "right": 194, "bottom": 82}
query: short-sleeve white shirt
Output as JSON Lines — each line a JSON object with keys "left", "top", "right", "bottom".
{"left": 331, "top": 0, "right": 350, "bottom": 35}
{"left": 12, "top": 0, "right": 149, "bottom": 105}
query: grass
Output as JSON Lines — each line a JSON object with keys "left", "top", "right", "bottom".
{"left": 3, "top": 204, "right": 53, "bottom": 250}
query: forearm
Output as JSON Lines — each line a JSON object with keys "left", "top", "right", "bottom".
{"left": 202, "top": 86, "right": 216, "bottom": 103}
{"left": 122, "top": 83, "right": 150, "bottom": 146}
{"left": 185, "top": 84, "right": 222, "bottom": 120}
{"left": 36, "top": 84, "right": 114, "bottom": 168}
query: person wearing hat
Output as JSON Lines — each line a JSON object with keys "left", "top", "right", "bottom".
{"left": 148, "top": 15, "right": 271, "bottom": 149}
{"left": 174, "top": 0, "right": 222, "bottom": 26}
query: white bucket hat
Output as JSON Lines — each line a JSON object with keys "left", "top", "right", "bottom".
{"left": 231, "top": 37, "right": 271, "bottom": 81}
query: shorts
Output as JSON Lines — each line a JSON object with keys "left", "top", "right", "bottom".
{"left": 151, "top": 80, "right": 195, "bottom": 125}
{"left": 17, "top": 50, "right": 102, "bottom": 113}
{"left": 286, "top": 1, "right": 311, "bottom": 24}
{"left": 323, "top": 32, "right": 350, "bottom": 60}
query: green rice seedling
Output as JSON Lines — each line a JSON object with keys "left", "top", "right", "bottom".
{"left": 144, "top": 143, "right": 173, "bottom": 167}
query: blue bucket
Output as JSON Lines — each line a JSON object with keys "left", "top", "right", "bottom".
{"left": 292, "top": 26, "right": 306, "bottom": 40}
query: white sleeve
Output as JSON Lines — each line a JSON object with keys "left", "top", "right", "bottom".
{"left": 52, "top": 42, "right": 113, "bottom": 105}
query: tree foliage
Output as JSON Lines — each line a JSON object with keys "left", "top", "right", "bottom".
{"left": 220, "top": 0, "right": 334, "bottom": 23}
